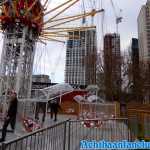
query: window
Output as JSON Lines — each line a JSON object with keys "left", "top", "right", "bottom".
{"left": 67, "top": 40, "right": 73, "bottom": 48}
{"left": 74, "top": 40, "right": 81, "bottom": 47}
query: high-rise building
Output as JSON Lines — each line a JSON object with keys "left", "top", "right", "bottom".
{"left": 138, "top": 0, "right": 150, "bottom": 103}
{"left": 138, "top": 0, "right": 150, "bottom": 63}
{"left": 130, "top": 38, "right": 143, "bottom": 101}
{"left": 131, "top": 38, "right": 139, "bottom": 65}
{"left": 104, "top": 33, "right": 121, "bottom": 101}
{"left": 65, "top": 29, "right": 97, "bottom": 88}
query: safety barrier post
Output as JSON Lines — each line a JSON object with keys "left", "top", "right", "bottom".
{"left": 68, "top": 121, "right": 71, "bottom": 150}
{"left": 63, "top": 121, "right": 67, "bottom": 150}
{"left": 1, "top": 143, "right": 6, "bottom": 150}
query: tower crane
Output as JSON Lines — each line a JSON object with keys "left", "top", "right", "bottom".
{"left": 110, "top": 0, "right": 123, "bottom": 33}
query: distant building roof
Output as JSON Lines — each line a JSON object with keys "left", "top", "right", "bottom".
{"left": 41, "top": 83, "right": 74, "bottom": 98}
{"left": 32, "top": 74, "right": 51, "bottom": 83}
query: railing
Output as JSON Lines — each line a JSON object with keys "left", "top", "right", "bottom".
{"left": 79, "top": 102, "right": 120, "bottom": 119}
{"left": 1, "top": 120, "right": 68, "bottom": 150}
{"left": 0, "top": 118, "right": 130, "bottom": 150}
{"left": 67, "top": 118, "right": 130, "bottom": 150}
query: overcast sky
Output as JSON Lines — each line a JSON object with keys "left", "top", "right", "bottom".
{"left": 0, "top": 0, "right": 148, "bottom": 83}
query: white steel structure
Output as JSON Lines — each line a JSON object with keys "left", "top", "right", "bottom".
{"left": 0, "top": 0, "right": 102, "bottom": 98}
{"left": 0, "top": 25, "right": 37, "bottom": 98}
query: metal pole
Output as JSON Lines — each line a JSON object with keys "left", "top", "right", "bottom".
{"left": 60, "top": 91, "right": 62, "bottom": 104}
{"left": 45, "top": 102, "right": 48, "bottom": 126}
{"left": 2, "top": 142, "right": 6, "bottom": 150}
{"left": 63, "top": 121, "right": 67, "bottom": 150}
{"left": 68, "top": 121, "right": 71, "bottom": 150}
{"left": 15, "top": 26, "right": 27, "bottom": 97}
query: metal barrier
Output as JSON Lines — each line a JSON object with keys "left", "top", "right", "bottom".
{"left": 67, "top": 118, "right": 130, "bottom": 150}
{"left": 0, "top": 118, "right": 130, "bottom": 150}
{"left": 78, "top": 102, "right": 120, "bottom": 119}
{"left": 1, "top": 120, "right": 68, "bottom": 150}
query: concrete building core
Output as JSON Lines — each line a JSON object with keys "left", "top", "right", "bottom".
{"left": 65, "top": 29, "right": 97, "bottom": 88}
{"left": 130, "top": 38, "right": 143, "bottom": 101}
{"left": 104, "top": 33, "right": 121, "bottom": 101}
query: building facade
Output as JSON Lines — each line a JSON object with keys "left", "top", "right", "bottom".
{"left": 104, "top": 33, "right": 121, "bottom": 101}
{"left": 65, "top": 29, "right": 97, "bottom": 88}
{"left": 138, "top": 0, "right": 150, "bottom": 103}
{"left": 130, "top": 38, "right": 143, "bottom": 101}
{"left": 138, "top": 0, "right": 150, "bottom": 63}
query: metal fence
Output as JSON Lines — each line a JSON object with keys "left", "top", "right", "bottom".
{"left": 78, "top": 102, "right": 120, "bottom": 119}
{"left": 1, "top": 120, "right": 67, "bottom": 150}
{"left": 0, "top": 118, "right": 130, "bottom": 150}
{"left": 67, "top": 118, "right": 130, "bottom": 150}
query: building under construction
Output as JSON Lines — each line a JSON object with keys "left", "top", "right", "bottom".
{"left": 65, "top": 29, "right": 97, "bottom": 88}
{"left": 104, "top": 33, "right": 121, "bottom": 101}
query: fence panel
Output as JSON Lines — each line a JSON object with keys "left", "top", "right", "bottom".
{"left": 79, "top": 103, "right": 119, "bottom": 119}
{"left": 67, "top": 118, "right": 130, "bottom": 150}
{"left": 1, "top": 120, "right": 67, "bottom": 150}
{"left": 0, "top": 119, "right": 131, "bottom": 150}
